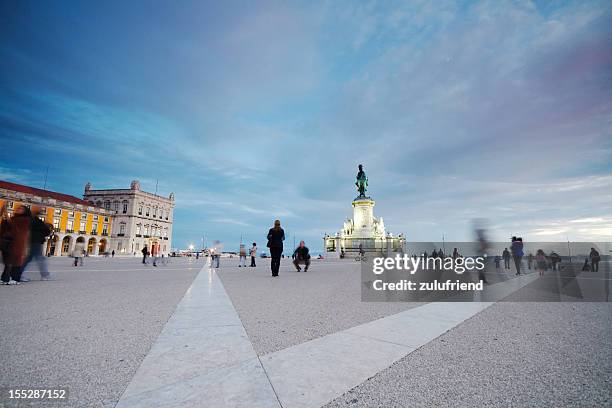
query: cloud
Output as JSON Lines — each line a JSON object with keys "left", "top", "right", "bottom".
{"left": 1, "top": 0, "right": 610, "bottom": 250}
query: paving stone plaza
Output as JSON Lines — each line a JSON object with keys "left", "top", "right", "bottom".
{"left": 1, "top": 256, "right": 610, "bottom": 407}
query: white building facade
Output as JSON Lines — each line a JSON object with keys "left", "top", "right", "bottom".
{"left": 83, "top": 180, "right": 175, "bottom": 255}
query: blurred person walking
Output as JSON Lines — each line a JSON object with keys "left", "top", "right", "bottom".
{"left": 474, "top": 224, "right": 489, "bottom": 284}
{"left": 589, "top": 247, "right": 600, "bottom": 272}
{"left": 73, "top": 240, "right": 85, "bottom": 267}
{"left": 211, "top": 240, "right": 222, "bottom": 268}
{"left": 23, "top": 209, "right": 52, "bottom": 280}
{"left": 452, "top": 248, "right": 460, "bottom": 260}
{"left": 549, "top": 251, "right": 561, "bottom": 271}
{"left": 511, "top": 237, "right": 524, "bottom": 276}
{"left": 527, "top": 253, "right": 534, "bottom": 270}
{"left": 267, "top": 220, "right": 285, "bottom": 277}
{"left": 142, "top": 245, "right": 149, "bottom": 264}
{"left": 0, "top": 205, "right": 14, "bottom": 284}
{"left": 502, "top": 248, "right": 511, "bottom": 269}
{"left": 151, "top": 243, "right": 159, "bottom": 267}
{"left": 250, "top": 242, "right": 257, "bottom": 267}
{"left": 2, "top": 206, "right": 32, "bottom": 283}
{"left": 535, "top": 249, "right": 547, "bottom": 276}
{"left": 238, "top": 244, "right": 247, "bottom": 267}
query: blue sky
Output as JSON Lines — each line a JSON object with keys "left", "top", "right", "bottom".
{"left": 1, "top": 0, "right": 611, "bottom": 251}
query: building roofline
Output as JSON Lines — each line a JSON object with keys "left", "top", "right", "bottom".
{"left": 84, "top": 188, "right": 173, "bottom": 201}
{"left": 0, "top": 180, "right": 95, "bottom": 207}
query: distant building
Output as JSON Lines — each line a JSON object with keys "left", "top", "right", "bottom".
{"left": 0, "top": 180, "right": 114, "bottom": 256}
{"left": 83, "top": 180, "right": 174, "bottom": 255}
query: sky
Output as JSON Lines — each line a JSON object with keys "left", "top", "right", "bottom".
{"left": 1, "top": 0, "right": 611, "bottom": 252}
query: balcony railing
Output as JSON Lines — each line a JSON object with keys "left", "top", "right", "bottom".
{"left": 66, "top": 229, "right": 74, "bottom": 233}
{"left": 136, "top": 234, "right": 142, "bottom": 237}
{"left": 143, "top": 235, "right": 150, "bottom": 238}
{"left": 117, "top": 233, "right": 125, "bottom": 237}
{"left": 79, "top": 230, "right": 87, "bottom": 234}
{"left": 163, "top": 237, "right": 168, "bottom": 240}
{"left": 101, "top": 232, "right": 108, "bottom": 236}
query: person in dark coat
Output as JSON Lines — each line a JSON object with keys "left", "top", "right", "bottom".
{"left": 589, "top": 248, "right": 600, "bottom": 272}
{"left": 4, "top": 206, "right": 31, "bottom": 283}
{"left": 502, "top": 248, "right": 511, "bottom": 269}
{"left": 23, "top": 209, "right": 52, "bottom": 280}
{"left": 267, "top": 220, "right": 285, "bottom": 277}
{"left": 142, "top": 245, "right": 149, "bottom": 264}
{"left": 292, "top": 241, "right": 311, "bottom": 272}
{"left": 510, "top": 237, "right": 524, "bottom": 276}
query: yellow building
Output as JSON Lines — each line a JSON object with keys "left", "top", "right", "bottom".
{"left": 0, "top": 180, "right": 113, "bottom": 256}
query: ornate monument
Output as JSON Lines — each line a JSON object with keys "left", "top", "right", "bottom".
{"left": 324, "top": 165, "right": 405, "bottom": 257}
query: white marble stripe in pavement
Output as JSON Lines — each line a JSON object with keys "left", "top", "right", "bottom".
{"left": 260, "top": 274, "right": 538, "bottom": 408}
{"left": 115, "top": 264, "right": 281, "bottom": 408}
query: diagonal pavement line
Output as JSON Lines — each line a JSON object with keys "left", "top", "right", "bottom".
{"left": 115, "top": 263, "right": 280, "bottom": 408}
{"left": 260, "top": 274, "right": 538, "bottom": 408}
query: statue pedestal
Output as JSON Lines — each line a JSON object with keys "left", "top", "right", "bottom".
{"left": 351, "top": 197, "right": 376, "bottom": 239}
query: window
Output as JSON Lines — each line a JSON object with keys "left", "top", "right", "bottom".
{"left": 96, "top": 201, "right": 102, "bottom": 208}
{"left": 68, "top": 211, "right": 75, "bottom": 218}
{"left": 80, "top": 221, "right": 86, "bottom": 232}
{"left": 93, "top": 215, "right": 98, "bottom": 221}
{"left": 119, "top": 224, "right": 125, "bottom": 235}
{"left": 146, "top": 206, "right": 150, "bottom": 217}
{"left": 122, "top": 200, "right": 128, "bottom": 214}
{"left": 165, "top": 211, "right": 169, "bottom": 220}
{"left": 104, "top": 217, "right": 109, "bottom": 222}
{"left": 136, "top": 224, "right": 141, "bottom": 235}
{"left": 7, "top": 201, "right": 14, "bottom": 209}
{"left": 153, "top": 207, "right": 157, "bottom": 217}
{"left": 81, "top": 213, "right": 88, "bottom": 221}
{"left": 102, "top": 224, "right": 108, "bottom": 235}
{"left": 135, "top": 243, "right": 140, "bottom": 251}
{"left": 53, "top": 218, "right": 60, "bottom": 229}
{"left": 144, "top": 225, "right": 149, "bottom": 236}
{"left": 54, "top": 208, "right": 62, "bottom": 216}
{"left": 92, "top": 222, "right": 98, "bottom": 233}
{"left": 163, "top": 228, "right": 167, "bottom": 238}
{"left": 113, "top": 202, "right": 119, "bottom": 212}
{"left": 104, "top": 201, "right": 110, "bottom": 210}
{"left": 138, "top": 204, "right": 143, "bottom": 215}
{"left": 67, "top": 220, "right": 74, "bottom": 231}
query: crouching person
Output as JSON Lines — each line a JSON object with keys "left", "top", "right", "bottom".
{"left": 292, "top": 241, "right": 311, "bottom": 272}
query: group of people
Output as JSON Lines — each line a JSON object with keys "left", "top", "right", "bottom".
{"left": 204, "top": 220, "right": 310, "bottom": 277}
{"left": 141, "top": 244, "right": 170, "bottom": 267}
{"left": 0, "top": 205, "right": 52, "bottom": 284}
{"left": 265, "top": 220, "right": 311, "bottom": 276}
{"left": 204, "top": 220, "right": 308, "bottom": 276}
{"left": 494, "top": 241, "right": 602, "bottom": 277}
{"left": 238, "top": 243, "right": 258, "bottom": 267}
